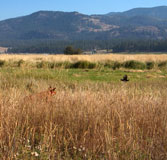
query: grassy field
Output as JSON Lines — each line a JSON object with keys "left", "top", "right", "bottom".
{"left": 0, "top": 54, "right": 167, "bottom": 159}
{"left": 1, "top": 53, "right": 167, "bottom": 62}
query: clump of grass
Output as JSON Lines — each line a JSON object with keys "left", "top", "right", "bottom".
{"left": 0, "top": 80, "right": 167, "bottom": 159}
{"left": 17, "top": 59, "right": 25, "bottom": 67}
{"left": 70, "top": 61, "right": 96, "bottom": 69}
{"left": 158, "top": 61, "right": 167, "bottom": 69}
{"left": 103, "top": 61, "right": 121, "bottom": 70}
{"left": 37, "top": 61, "right": 72, "bottom": 69}
{"left": 112, "top": 61, "right": 121, "bottom": 70}
{"left": 36, "top": 61, "right": 48, "bottom": 68}
{"left": 104, "top": 61, "right": 114, "bottom": 68}
{"left": 0, "top": 60, "right": 5, "bottom": 67}
{"left": 146, "top": 61, "right": 155, "bottom": 69}
{"left": 0, "top": 59, "right": 164, "bottom": 71}
{"left": 55, "top": 61, "right": 71, "bottom": 69}
{"left": 123, "top": 60, "right": 146, "bottom": 69}
{"left": 47, "top": 62, "right": 55, "bottom": 69}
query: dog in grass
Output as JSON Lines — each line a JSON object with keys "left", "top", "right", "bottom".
{"left": 23, "top": 87, "right": 56, "bottom": 104}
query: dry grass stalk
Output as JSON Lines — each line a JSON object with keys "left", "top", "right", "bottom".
{"left": 0, "top": 82, "right": 167, "bottom": 159}
{"left": 1, "top": 53, "right": 167, "bottom": 63}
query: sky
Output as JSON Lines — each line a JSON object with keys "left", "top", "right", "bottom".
{"left": 0, "top": 0, "right": 167, "bottom": 20}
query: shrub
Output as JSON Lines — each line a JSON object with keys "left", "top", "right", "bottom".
{"left": 123, "top": 60, "right": 146, "bottom": 69}
{"left": 158, "top": 61, "right": 167, "bottom": 69}
{"left": 88, "top": 62, "right": 96, "bottom": 69}
{"left": 63, "top": 62, "right": 72, "bottom": 69}
{"left": 104, "top": 61, "right": 121, "bottom": 70}
{"left": 74, "top": 48, "right": 82, "bottom": 55}
{"left": 47, "top": 62, "right": 55, "bottom": 69}
{"left": 104, "top": 61, "right": 113, "bottom": 68}
{"left": 64, "top": 46, "right": 74, "bottom": 55}
{"left": 0, "top": 60, "right": 5, "bottom": 67}
{"left": 70, "top": 61, "right": 96, "bottom": 69}
{"left": 64, "top": 46, "right": 82, "bottom": 55}
{"left": 112, "top": 61, "right": 121, "bottom": 70}
{"left": 146, "top": 61, "right": 155, "bottom": 70}
{"left": 36, "top": 61, "right": 47, "bottom": 68}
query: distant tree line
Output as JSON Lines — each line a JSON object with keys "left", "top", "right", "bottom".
{"left": 2, "top": 39, "right": 167, "bottom": 54}
{"left": 5, "top": 39, "right": 117, "bottom": 54}
{"left": 112, "top": 39, "right": 167, "bottom": 52}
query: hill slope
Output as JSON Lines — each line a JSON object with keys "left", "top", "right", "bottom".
{"left": 1, "top": 6, "right": 167, "bottom": 40}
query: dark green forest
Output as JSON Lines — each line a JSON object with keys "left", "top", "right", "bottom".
{"left": 2, "top": 39, "right": 167, "bottom": 54}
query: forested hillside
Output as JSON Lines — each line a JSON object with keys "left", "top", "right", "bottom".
{"left": 5, "top": 39, "right": 167, "bottom": 54}
{"left": 1, "top": 6, "right": 167, "bottom": 53}
{"left": 1, "top": 6, "right": 167, "bottom": 41}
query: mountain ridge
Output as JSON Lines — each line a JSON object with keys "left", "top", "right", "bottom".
{"left": 1, "top": 6, "right": 167, "bottom": 40}
{"left": 106, "top": 6, "right": 167, "bottom": 19}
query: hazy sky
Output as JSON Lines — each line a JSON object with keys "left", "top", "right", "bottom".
{"left": 0, "top": 0, "right": 167, "bottom": 20}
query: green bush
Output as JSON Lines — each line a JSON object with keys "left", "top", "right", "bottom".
{"left": 0, "top": 60, "right": 5, "bottom": 67}
{"left": 40, "top": 61, "right": 57, "bottom": 69}
{"left": 104, "top": 61, "right": 113, "bottom": 68}
{"left": 123, "top": 60, "right": 146, "bottom": 69}
{"left": 112, "top": 61, "right": 121, "bottom": 70}
{"left": 104, "top": 61, "right": 121, "bottom": 70}
{"left": 70, "top": 61, "right": 96, "bottom": 69}
{"left": 88, "top": 62, "right": 96, "bottom": 69}
{"left": 146, "top": 61, "right": 155, "bottom": 69}
{"left": 64, "top": 46, "right": 82, "bottom": 55}
{"left": 158, "top": 61, "right": 167, "bottom": 69}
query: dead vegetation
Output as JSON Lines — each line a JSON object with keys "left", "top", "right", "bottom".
{"left": 1, "top": 53, "right": 167, "bottom": 63}
{"left": 0, "top": 81, "right": 167, "bottom": 159}
{"left": 0, "top": 54, "right": 166, "bottom": 159}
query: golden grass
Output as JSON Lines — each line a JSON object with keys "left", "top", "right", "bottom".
{"left": 0, "top": 54, "right": 166, "bottom": 159}
{"left": 0, "top": 80, "right": 167, "bottom": 159}
{"left": 1, "top": 53, "right": 167, "bottom": 63}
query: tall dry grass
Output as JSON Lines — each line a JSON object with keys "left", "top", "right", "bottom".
{"left": 1, "top": 53, "right": 167, "bottom": 63}
{"left": 0, "top": 81, "right": 167, "bottom": 159}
